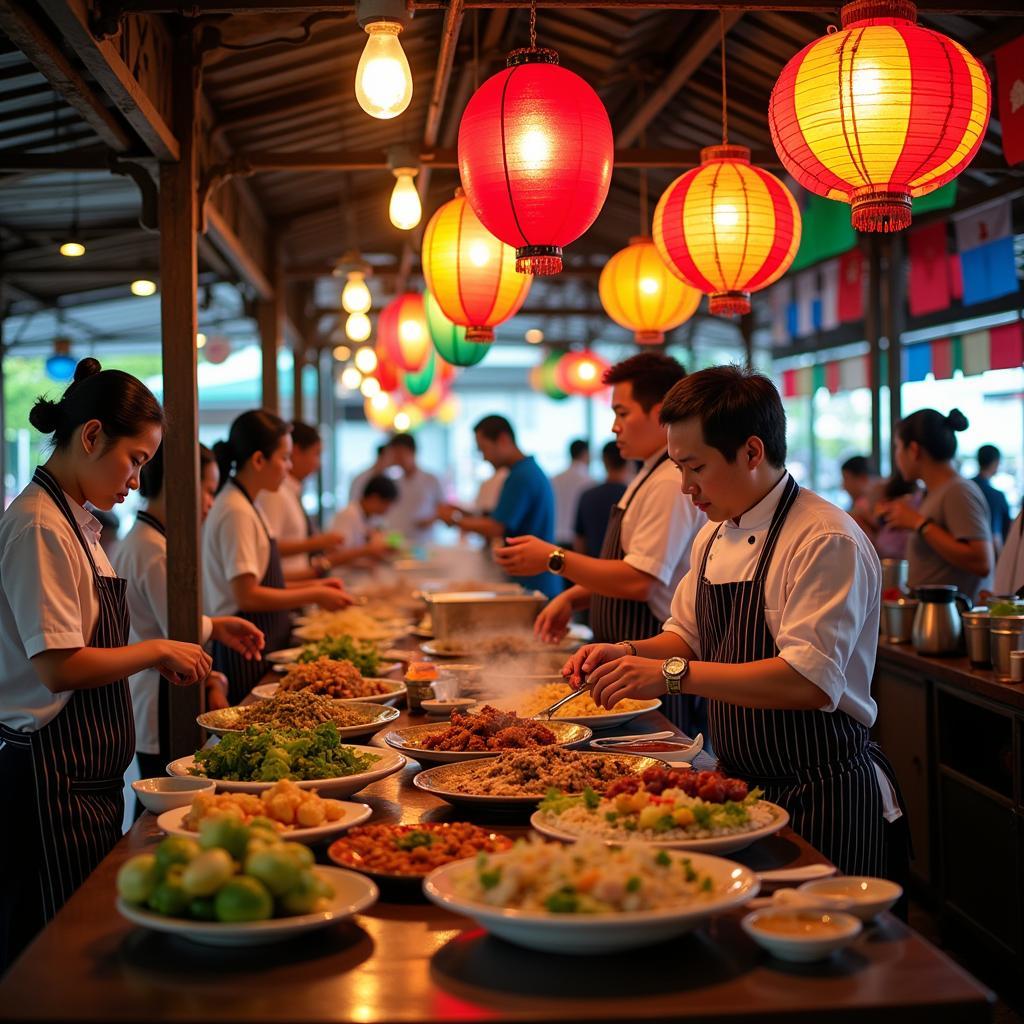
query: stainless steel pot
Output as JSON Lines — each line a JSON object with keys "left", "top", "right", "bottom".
{"left": 962, "top": 607, "right": 992, "bottom": 668}
{"left": 990, "top": 614, "right": 1024, "bottom": 681}
{"left": 425, "top": 590, "right": 547, "bottom": 639}
{"left": 882, "top": 598, "right": 919, "bottom": 644}
{"left": 911, "top": 585, "right": 972, "bottom": 656}
{"left": 880, "top": 558, "right": 909, "bottom": 593}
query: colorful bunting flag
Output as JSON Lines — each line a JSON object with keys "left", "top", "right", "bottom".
{"left": 930, "top": 337, "right": 960, "bottom": 380}
{"left": 955, "top": 200, "right": 1018, "bottom": 306}
{"left": 908, "top": 221, "right": 952, "bottom": 317}
{"left": 770, "top": 280, "right": 793, "bottom": 346}
{"left": 838, "top": 250, "right": 864, "bottom": 323}
{"left": 790, "top": 193, "right": 859, "bottom": 272}
{"left": 825, "top": 361, "right": 841, "bottom": 393}
{"left": 961, "top": 330, "right": 991, "bottom": 376}
{"left": 782, "top": 368, "right": 799, "bottom": 397}
{"left": 819, "top": 259, "right": 840, "bottom": 331}
{"left": 989, "top": 320, "right": 1024, "bottom": 370}
{"left": 903, "top": 343, "right": 932, "bottom": 382}
{"left": 838, "top": 355, "right": 869, "bottom": 391}
{"left": 794, "top": 269, "right": 819, "bottom": 337}
{"left": 913, "top": 181, "right": 958, "bottom": 215}
{"left": 995, "top": 35, "right": 1024, "bottom": 167}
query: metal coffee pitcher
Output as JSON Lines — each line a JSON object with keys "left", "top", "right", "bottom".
{"left": 912, "top": 585, "right": 972, "bottom": 656}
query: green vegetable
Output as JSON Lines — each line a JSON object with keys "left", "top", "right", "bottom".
{"left": 154, "top": 836, "right": 199, "bottom": 875}
{"left": 277, "top": 871, "right": 322, "bottom": 916}
{"left": 582, "top": 787, "right": 600, "bottom": 810}
{"left": 396, "top": 830, "right": 436, "bottom": 851}
{"left": 538, "top": 789, "right": 582, "bottom": 815}
{"left": 626, "top": 875, "right": 642, "bottom": 893}
{"left": 215, "top": 877, "right": 273, "bottom": 923}
{"left": 604, "top": 811, "right": 618, "bottom": 823}
{"left": 989, "top": 601, "right": 1024, "bottom": 617}
{"left": 700, "top": 876, "right": 713, "bottom": 893}
{"left": 190, "top": 723, "right": 377, "bottom": 782}
{"left": 655, "top": 850, "right": 671, "bottom": 867}
{"left": 297, "top": 635, "right": 381, "bottom": 676}
{"left": 245, "top": 848, "right": 301, "bottom": 897}
{"left": 682, "top": 859, "right": 697, "bottom": 883}
{"left": 479, "top": 867, "right": 503, "bottom": 890}
{"left": 117, "top": 854, "right": 159, "bottom": 904}
{"left": 281, "top": 841, "right": 315, "bottom": 869}
{"left": 198, "top": 817, "right": 251, "bottom": 862}
{"left": 148, "top": 865, "right": 189, "bottom": 917}
{"left": 544, "top": 887, "right": 580, "bottom": 913}
{"left": 622, "top": 818, "right": 638, "bottom": 832}
{"left": 182, "top": 849, "right": 235, "bottom": 897}
{"left": 189, "top": 896, "right": 217, "bottom": 921}
{"left": 653, "top": 814, "right": 676, "bottom": 833}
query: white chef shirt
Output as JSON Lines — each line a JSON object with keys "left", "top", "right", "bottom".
{"left": 256, "top": 474, "right": 310, "bottom": 576}
{"left": 0, "top": 480, "right": 117, "bottom": 732}
{"left": 114, "top": 517, "right": 213, "bottom": 755}
{"left": 664, "top": 473, "right": 881, "bottom": 727}
{"left": 993, "top": 510, "right": 1024, "bottom": 596}
{"left": 330, "top": 500, "right": 371, "bottom": 551}
{"left": 384, "top": 468, "right": 443, "bottom": 545}
{"left": 619, "top": 452, "right": 706, "bottom": 622}
{"left": 551, "top": 462, "right": 593, "bottom": 543}
{"left": 203, "top": 483, "right": 272, "bottom": 618}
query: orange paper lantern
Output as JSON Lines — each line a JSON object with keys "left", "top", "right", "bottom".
{"left": 378, "top": 293, "right": 431, "bottom": 372}
{"left": 599, "top": 237, "right": 701, "bottom": 345}
{"left": 769, "top": 0, "right": 991, "bottom": 232}
{"left": 556, "top": 350, "right": 609, "bottom": 396}
{"left": 421, "top": 191, "right": 531, "bottom": 342}
{"left": 652, "top": 145, "right": 801, "bottom": 317}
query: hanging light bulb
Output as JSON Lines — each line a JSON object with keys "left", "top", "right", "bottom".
{"left": 360, "top": 375, "right": 382, "bottom": 398}
{"left": 59, "top": 239, "right": 85, "bottom": 258}
{"left": 346, "top": 311, "right": 372, "bottom": 343}
{"left": 341, "top": 270, "right": 372, "bottom": 314}
{"left": 525, "top": 328, "right": 544, "bottom": 345}
{"left": 393, "top": 410, "right": 412, "bottom": 432}
{"left": 354, "top": 346, "right": 378, "bottom": 374}
{"left": 389, "top": 170, "right": 421, "bottom": 231}
{"left": 130, "top": 279, "right": 157, "bottom": 297}
{"left": 332, "top": 344, "right": 352, "bottom": 362}
{"left": 340, "top": 366, "right": 363, "bottom": 390}
{"left": 354, "top": 0, "right": 413, "bottom": 121}
{"left": 196, "top": 332, "right": 207, "bottom": 349}
{"left": 60, "top": 171, "right": 85, "bottom": 257}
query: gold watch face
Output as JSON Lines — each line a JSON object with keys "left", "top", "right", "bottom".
{"left": 664, "top": 656, "right": 685, "bottom": 676}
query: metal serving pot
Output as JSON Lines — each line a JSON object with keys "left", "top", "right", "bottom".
{"left": 911, "top": 585, "right": 972, "bottom": 657}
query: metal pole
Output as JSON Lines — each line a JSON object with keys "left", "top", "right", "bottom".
{"left": 866, "top": 238, "right": 883, "bottom": 471}
{"left": 884, "top": 234, "right": 905, "bottom": 447}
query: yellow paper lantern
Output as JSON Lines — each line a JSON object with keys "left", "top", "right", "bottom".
{"left": 599, "top": 237, "right": 701, "bottom": 345}
{"left": 364, "top": 392, "right": 398, "bottom": 430}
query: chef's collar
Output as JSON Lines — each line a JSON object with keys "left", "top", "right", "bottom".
{"left": 283, "top": 473, "right": 302, "bottom": 496}
{"left": 75, "top": 498, "right": 105, "bottom": 540}
{"left": 727, "top": 471, "right": 790, "bottom": 532}
{"left": 638, "top": 449, "right": 664, "bottom": 474}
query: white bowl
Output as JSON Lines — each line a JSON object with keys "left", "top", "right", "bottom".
{"left": 420, "top": 697, "right": 477, "bottom": 716}
{"left": 742, "top": 907, "right": 862, "bottom": 963}
{"left": 796, "top": 876, "right": 903, "bottom": 920}
{"left": 131, "top": 776, "right": 216, "bottom": 814}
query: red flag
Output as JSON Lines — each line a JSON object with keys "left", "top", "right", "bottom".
{"left": 949, "top": 252, "right": 963, "bottom": 301}
{"left": 989, "top": 320, "right": 1023, "bottom": 370}
{"left": 995, "top": 36, "right": 1024, "bottom": 166}
{"left": 782, "top": 369, "right": 798, "bottom": 398}
{"left": 908, "top": 221, "right": 951, "bottom": 316}
{"left": 931, "top": 338, "right": 953, "bottom": 379}
{"left": 837, "top": 250, "right": 863, "bottom": 323}
{"left": 825, "top": 361, "right": 841, "bottom": 394}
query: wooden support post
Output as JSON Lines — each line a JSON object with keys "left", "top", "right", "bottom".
{"left": 293, "top": 344, "right": 305, "bottom": 423}
{"left": 866, "top": 237, "right": 883, "bottom": 471}
{"left": 158, "top": 29, "right": 202, "bottom": 759}
{"left": 884, "top": 234, "right": 905, "bottom": 448}
{"left": 258, "top": 262, "right": 281, "bottom": 413}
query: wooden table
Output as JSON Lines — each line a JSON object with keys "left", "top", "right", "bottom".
{"left": 0, "top": 698, "right": 995, "bottom": 1024}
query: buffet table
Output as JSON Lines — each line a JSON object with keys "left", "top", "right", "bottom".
{"left": 0, "top": 697, "right": 994, "bottom": 1024}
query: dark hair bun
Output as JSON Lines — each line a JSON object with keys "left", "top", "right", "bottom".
{"left": 73, "top": 357, "right": 102, "bottom": 383}
{"left": 28, "top": 397, "right": 61, "bottom": 435}
{"left": 946, "top": 408, "right": 969, "bottom": 432}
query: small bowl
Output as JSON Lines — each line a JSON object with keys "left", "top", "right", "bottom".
{"left": 797, "top": 876, "right": 903, "bottom": 921}
{"left": 420, "top": 697, "right": 477, "bottom": 717}
{"left": 132, "top": 776, "right": 216, "bottom": 814}
{"left": 742, "top": 907, "right": 862, "bottom": 963}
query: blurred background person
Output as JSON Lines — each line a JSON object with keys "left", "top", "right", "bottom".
{"left": 840, "top": 455, "right": 878, "bottom": 536}
{"left": 551, "top": 439, "right": 592, "bottom": 550}
{"left": 972, "top": 444, "right": 1011, "bottom": 551}
{"left": 348, "top": 442, "right": 395, "bottom": 504}
{"left": 329, "top": 474, "right": 399, "bottom": 567}
{"left": 574, "top": 440, "right": 632, "bottom": 559}
{"left": 383, "top": 433, "right": 443, "bottom": 547}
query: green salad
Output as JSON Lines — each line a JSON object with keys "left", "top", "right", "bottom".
{"left": 297, "top": 634, "right": 381, "bottom": 676}
{"left": 190, "top": 723, "right": 378, "bottom": 782}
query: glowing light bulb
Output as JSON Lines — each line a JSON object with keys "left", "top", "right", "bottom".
{"left": 370, "top": 392, "right": 390, "bottom": 411}
{"left": 332, "top": 344, "right": 352, "bottom": 362}
{"left": 525, "top": 328, "right": 544, "bottom": 345}
{"left": 577, "top": 360, "right": 598, "bottom": 382}
{"left": 342, "top": 271, "right": 372, "bottom": 314}
{"left": 638, "top": 277, "right": 660, "bottom": 295}
{"left": 518, "top": 128, "right": 552, "bottom": 168}
{"left": 360, "top": 376, "right": 381, "bottom": 398}
{"left": 389, "top": 169, "right": 422, "bottom": 230}
{"left": 346, "top": 311, "right": 372, "bottom": 343}
{"left": 340, "top": 366, "right": 363, "bottom": 390}
{"left": 130, "top": 279, "right": 157, "bottom": 297}
{"left": 468, "top": 240, "right": 490, "bottom": 268}
{"left": 355, "top": 21, "right": 413, "bottom": 120}
{"left": 398, "top": 317, "right": 423, "bottom": 344}
{"left": 713, "top": 203, "right": 740, "bottom": 230}
{"left": 393, "top": 411, "right": 411, "bottom": 432}
{"left": 59, "top": 240, "right": 85, "bottom": 258}
{"left": 354, "top": 346, "right": 378, "bottom": 374}
{"left": 196, "top": 332, "right": 207, "bottom": 349}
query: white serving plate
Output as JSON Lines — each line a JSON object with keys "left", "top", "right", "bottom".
{"left": 252, "top": 678, "right": 405, "bottom": 705}
{"left": 383, "top": 720, "right": 592, "bottom": 765}
{"left": 196, "top": 703, "right": 399, "bottom": 739}
{"left": 155, "top": 801, "right": 373, "bottom": 845}
{"left": 474, "top": 696, "right": 663, "bottom": 732}
{"left": 293, "top": 624, "right": 402, "bottom": 644}
{"left": 266, "top": 646, "right": 304, "bottom": 664}
{"left": 529, "top": 800, "right": 790, "bottom": 855}
{"left": 423, "top": 850, "right": 759, "bottom": 954}
{"left": 117, "top": 866, "right": 377, "bottom": 947}
{"left": 166, "top": 745, "right": 406, "bottom": 797}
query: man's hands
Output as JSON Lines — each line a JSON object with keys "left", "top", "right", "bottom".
{"left": 210, "top": 617, "right": 265, "bottom": 661}
{"left": 535, "top": 592, "right": 573, "bottom": 644}
{"left": 494, "top": 535, "right": 552, "bottom": 576}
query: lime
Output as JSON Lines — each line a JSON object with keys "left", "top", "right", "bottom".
{"left": 154, "top": 836, "right": 200, "bottom": 875}
{"left": 181, "top": 848, "right": 235, "bottom": 897}
{"left": 117, "top": 854, "right": 159, "bottom": 904}
{"left": 198, "top": 817, "right": 251, "bottom": 862}
{"left": 147, "top": 864, "right": 190, "bottom": 917}
{"left": 214, "top": 876, "right": 273, "bottom": 923}
{"left": 245, "top": 848, "right": 301, "bottom": 897}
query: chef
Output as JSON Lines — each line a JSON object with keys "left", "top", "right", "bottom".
{"left": 564, "top": 365, "right": 905, "bottom": 878}
{"left": 496, "top": 353, "right": 704, "bottom": 731}
{"left": 0, "top": 359, "right": 212, "bottom": 970}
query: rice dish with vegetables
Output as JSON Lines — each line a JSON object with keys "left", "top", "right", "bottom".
{"left": 295, "top": 608, "right": 398, "bottom": 641}
{"left": 536, "top": 766, "right": 777, "bottom": 842}
{"left": 210, "top": 691, "right": 386, "bottom": 732}
{"left": 452, "top": 836, "right": 719, "bottom": 912}
{"left": 513, "top": 683, "right": 657, "bottom": 718}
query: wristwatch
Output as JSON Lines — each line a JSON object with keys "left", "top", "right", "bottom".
{"left": 311, "top": 554, "right": 330, "bottom": 577}
{"left": 617, "top": 640, "right": 638, "bottom": 657}
{"left": 662, "top": 656, "right": 689, "bottom": 695}
{"left": 450, "top": 508, "right": 465, "bottom": 525}
{"left": 917, "top": 516, "right": 934, "bottom": 536}
{"left": 547, "top": 548, "right": 566, "bottom": 574}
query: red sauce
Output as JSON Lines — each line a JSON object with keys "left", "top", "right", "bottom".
{"left": 615, "top": 741, "right": 689, "bottom": 753}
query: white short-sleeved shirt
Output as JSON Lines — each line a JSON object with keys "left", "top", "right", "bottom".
{"left": 330, "top": 501, "right": 370, "bottom": 551}
{"left": 0, "top": 480, "right": 117, "bottom": 732}
{"left": 619, "top": 452, "right": 706, "bottom": 622}
{"left": 203, "top": 483, "right": 271, "bottom": 618}
{"left": 551, "top": 463, "right": 593, "bottom": 543}
{"left": 256, "top": 475, "right": 309, "bottom": 576}
{"left": 114, "top": 518, "right": 212, "bottom": 755}
{"left": 995, "top": 511, "right": 1024, "bottom": 596}
{"left": 664, "top": 473, "right": 881, "bottom": 728}
{"left": 383, "top": 468, "right": 443, "bottom": 545}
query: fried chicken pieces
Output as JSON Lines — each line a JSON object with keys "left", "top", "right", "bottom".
{"left": 418, "top": 706, "right": 558, "bottom": 752}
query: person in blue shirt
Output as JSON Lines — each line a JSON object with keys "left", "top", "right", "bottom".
{"left": 574, "top": 441, "right": 631, "bottom": 558}
{"left": 437, "top": 415, "right": 559, "bottom": 598}
{"left": 973, "top": 444, "right": 1012, "bottom": 547}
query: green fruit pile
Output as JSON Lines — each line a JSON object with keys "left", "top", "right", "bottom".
{"left": 116, "top": 817, "right": 334, "bottom": 923}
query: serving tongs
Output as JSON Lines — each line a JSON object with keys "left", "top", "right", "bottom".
{"left": 537, "top": 677, "right": 591, "bottom": 720}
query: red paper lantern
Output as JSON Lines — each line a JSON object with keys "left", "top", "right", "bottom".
{"left": 458, "top": 48, "right": 613, "bottom": 276}
{"left": 769, "top": 0, "right": 991, "bottom": 232}
{"left": 556, "top": 350, "right": 609, "bottom": 397}
{"left": 372, "top": 350, "right": 400, "bottom": 392}
{"left": 378, "top": 293, "right": 431, "bottom": 372}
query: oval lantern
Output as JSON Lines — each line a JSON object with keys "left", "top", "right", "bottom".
{"left": 403, "top": 348, "right": 436, "bottom": 397}
{"left": 653, "top": 145, "right": 801, "bottom": 317}
{"left": 530, "top": 351, "right": 569, "bottom": 401}
{"left": 768, "top": 0, "right": 990, "bottom": 232}
{"left": 599, "top": 237, "right": 701, "bottom": 345}
{"left": 555, "top": 350, "right": 609, "bottom": 397}
{"left": 378, "top": 292, "right": 431, "bottom": 372}
{"left": 422, "top": 192, "right": 531, "bottom": 342}
{"left": 372, "top": 349, "right": 401, "bottom": 392}
{"left": 424, "top": 290, "right": 490, "bottom": 367}
{"left": 458, "top": 47, "right": 613, "bottom": 276}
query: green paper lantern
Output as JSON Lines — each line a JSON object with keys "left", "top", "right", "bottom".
{"left": 403, "top": 348, "right": 436, "bottom": 397}
{"left": 425, "top": 290, "right": 490, "bottom": 368}
{"left": 531, "top": 351, "right": 569, "bottom": 401}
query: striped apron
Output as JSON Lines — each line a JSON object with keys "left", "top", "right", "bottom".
{"left": 696, "top": 474, "right": 901, "bottom": 877}
{"left": 211, "top": 479, "right": 291, "bottom": 705}
{"left": 591, "top": 453, "right": 704, "bottom": 736}
{"left": 0, "top": 467, "right": 134, "bottom": 969}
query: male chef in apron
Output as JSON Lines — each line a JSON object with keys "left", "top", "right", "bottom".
{"left": 563, "top": 365, "right": 906, "bottom": 879}
{"left": 495, "top": 353, "right": 705, "bottom": 733}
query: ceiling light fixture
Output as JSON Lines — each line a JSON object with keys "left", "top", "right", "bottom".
{"left": 354, "top": 0, "right": 413, "bottom": 120}
{"left": 388, "top": 144, "right": 422, "bottom": 231}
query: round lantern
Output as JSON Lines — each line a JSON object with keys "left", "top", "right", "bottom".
{"left": 403, "top": 349, "right": 435, "bottom": 397}
{"left": 556, "top": 350, "right": 609, "bottom": 397}
{"left": 372, "top": 349, "right": 400, "bottom": 392}
{"left": 378, "top": 292, "right": 431, "bottom": 372}
{"left": 529, "top": 351, "right": 569, "bottom": 401}
{"left": 653, "top": 145, "right": 801, "bottom": 316}
{"left": 769, "top": 0, "right": 991, "bottom": 233}
{"left": 411, "top": 377, "right": 448, "bottom": 416}
{"left": 458, "top": 48, "right": 613, "bottom": 276}
{"left": 599, "top": 237, "right": 702, "bottom": 345}
{"left": 364, "top": 391, "right": 398, "bottom": 431}
{"left": 422, "top": 191, "right": 532, "bottom": 342}
{"left": 424, "top": 290, "right": 490, "bottom": 367}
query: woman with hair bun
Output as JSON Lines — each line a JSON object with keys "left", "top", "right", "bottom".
{"left": 0, "top": 358, "right": 212, "bottom": 969}
{"left": 203, "top": 410, "right": 352, "bottom": 703}
{"left": 878, "top": 408, "right": 994, "bottom": 601}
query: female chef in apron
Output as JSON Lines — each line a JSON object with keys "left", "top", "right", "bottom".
{"left": 0, "top": 358, "right": 212, "bottom": 970}
{"left": 204, "top": 410, "right": 351, "bottom": 704}
{"left": 564, "top": 366, "right": 907, "bottom": 880}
